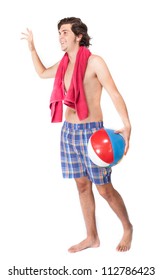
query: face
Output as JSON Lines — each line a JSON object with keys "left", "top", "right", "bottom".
{"left": 58, "top": 24, "right": 80, "bottom": 52}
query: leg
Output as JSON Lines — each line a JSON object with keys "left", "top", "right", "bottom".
{"left": 68, "top": 177, "right": 100, "bottom": 253}
{"left": 96, "top": 183, "right": 133, "bottom": 252}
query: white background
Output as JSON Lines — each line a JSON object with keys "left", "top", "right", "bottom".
{"left": 0, "top": 0, "right": 163, "bottom": 279}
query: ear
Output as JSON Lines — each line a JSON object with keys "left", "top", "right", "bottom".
{"left": 76, "top": 34, "right": 83, "bottom": 42}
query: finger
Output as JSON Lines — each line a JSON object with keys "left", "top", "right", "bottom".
{"left": 114, "top": 129, "right": 122, "bottom": 134}
{"left": 21, "top": 32, "right": 28, "bottom": 37}
{"left": 27, "top": 28, "right": 33, "bottom": 36}
{"left": 124, "top": 142, "right": 129, "bottom": 155}
{"left": 20, "top": 36, "right": 27, "bottom": 40}
{"left": 20, "top": 33, "right": 29, "bottom": 40}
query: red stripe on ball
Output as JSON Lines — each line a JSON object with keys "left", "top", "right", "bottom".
{"left": 90, "top": 128, "right": 114, "bottom": 164}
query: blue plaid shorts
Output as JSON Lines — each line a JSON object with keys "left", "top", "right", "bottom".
{"left": 60, "top": 121, "right": 112, "bottom": 185}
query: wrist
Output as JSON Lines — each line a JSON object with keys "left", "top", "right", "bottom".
{"left": 124, "top": 123, "right": 131, "bottom": 131}
{"left": 29, "top": 43, "right": 36, "bottom": 52}
{"left": 30, "top": 47, "right": 36, "bottom": 52}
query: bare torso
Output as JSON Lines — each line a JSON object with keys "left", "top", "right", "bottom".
{"left": 64, "top": 55, "right": 103, "bottom": 123}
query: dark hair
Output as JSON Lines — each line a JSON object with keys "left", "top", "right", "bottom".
{"left": 57, "top": 17, "right": 91, "bottom": 47}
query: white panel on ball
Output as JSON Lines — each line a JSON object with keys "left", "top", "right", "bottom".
{"left": 87, "top": 139, "right": 110, "bottom": 167}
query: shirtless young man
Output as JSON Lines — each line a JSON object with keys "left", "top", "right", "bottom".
{"left": 21, "top": 17, "right": 133, "bottom": 253}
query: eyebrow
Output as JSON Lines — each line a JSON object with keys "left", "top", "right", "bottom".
{"left": 59, "top": 29, "right": 69, "bottom": 34}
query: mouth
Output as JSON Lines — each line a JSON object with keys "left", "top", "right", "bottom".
{"left": 60, "top": 41, "right": 67, "bottom": 50}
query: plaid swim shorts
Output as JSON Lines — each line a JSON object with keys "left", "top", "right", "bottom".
{"left": 60, "top": 121, "right": 112, "bottom": 185}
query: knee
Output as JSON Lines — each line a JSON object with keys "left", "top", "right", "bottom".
{"left": 97, "top": 183, "right": 114, "bottom": 200}
{"left": 75, "top": 178, "right": 92, "bottom": 194}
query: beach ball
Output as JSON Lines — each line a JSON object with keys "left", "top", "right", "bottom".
{"left": 88, "top": 128, "right": 125, "bottom": 167}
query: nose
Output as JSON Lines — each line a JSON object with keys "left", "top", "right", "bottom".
{"left": 59, "top": 32, "right": 64, "bottom": 40}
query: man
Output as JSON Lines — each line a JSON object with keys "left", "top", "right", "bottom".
{"left": 21, "top": 17, "right": 132, "bottom": 253}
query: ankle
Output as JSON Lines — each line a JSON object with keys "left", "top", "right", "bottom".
{"left": 87, "top": 234, "right": 99, "bottom": 241}
{"left": 122, "top": 222, "right": 133, "bottom": 231}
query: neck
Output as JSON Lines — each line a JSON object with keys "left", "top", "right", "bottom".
{"left": 67, "top": 46, "right": 80, "bottom": 64}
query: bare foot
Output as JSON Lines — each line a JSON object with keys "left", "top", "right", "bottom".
{"left": 68, "top": 237, "right": 100, "bottom": 253}
{"left": 116, "top": 225, "right": 133, "bottom": 252}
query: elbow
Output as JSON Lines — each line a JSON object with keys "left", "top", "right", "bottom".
{"left": 38, "top": 71, "right": 46, "bottom": 79}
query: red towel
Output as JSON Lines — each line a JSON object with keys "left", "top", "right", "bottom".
{"left": 50, "top": 46, "right": 91, "bottom": 122}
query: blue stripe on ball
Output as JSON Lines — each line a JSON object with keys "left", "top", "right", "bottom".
{"left": 105, "top": 129, "right": 125, "bottom": 166}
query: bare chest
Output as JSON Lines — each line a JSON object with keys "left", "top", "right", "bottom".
{"left": 63, "top": 62, "right": 100, "bottom": 95}
{"left": 64, "top": 64, "right": 74, "bottom": 92}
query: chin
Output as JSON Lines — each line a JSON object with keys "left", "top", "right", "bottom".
{"left": 60, "top": 45, "right": 67, "bottom": 51}
{"left": 62, "top": 48, "right": 67, "bottom": 52}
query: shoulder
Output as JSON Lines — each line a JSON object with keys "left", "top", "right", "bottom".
{"left": 89, "top": 54, "right": 105, "bottom": 63}
{"left": 88, "top": 54, "right": 109, "bottom": 74}
{"left": 88, "top": 54, "right": 107, "bottom": 68}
